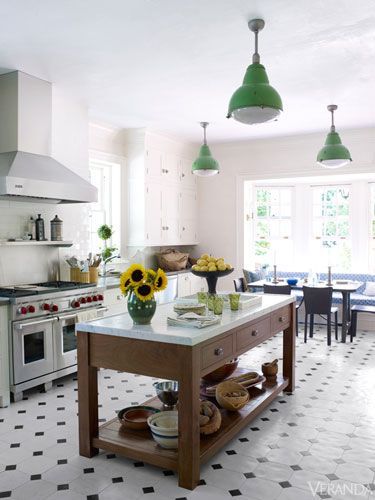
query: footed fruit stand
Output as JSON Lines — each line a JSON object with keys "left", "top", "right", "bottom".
{"left": 76, "top": 294, "right": 295, "bottom": 490}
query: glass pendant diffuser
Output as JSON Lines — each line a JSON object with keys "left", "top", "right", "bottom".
{"left": 227, "top": 19, "right": 283, "bottom": 125}
{"left": 317, "top": 105, "right": 352, "bottom": 169}
{"left": 192, "top": 122, "right": 219, "bottom": 177}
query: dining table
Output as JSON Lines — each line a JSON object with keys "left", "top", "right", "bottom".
{"left": 249, "top": 279, "right": 362, "bottom": 343}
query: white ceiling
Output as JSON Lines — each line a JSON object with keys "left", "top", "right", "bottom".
{"left": 1, "top": 0, "right": 375, "bottom": 142}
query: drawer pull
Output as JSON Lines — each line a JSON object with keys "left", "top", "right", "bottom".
{"left": 251, "top": 329, "right": 259, "bottom": 336}
{"left": 214, "top": 347, "right": 224, "bottom": 356}
{"left": 279, "top": 316, "right": 286, "bottom": 322}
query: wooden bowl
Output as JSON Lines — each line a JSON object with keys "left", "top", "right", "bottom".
{"left": 118, "top": 406, "right": 160, "bottom": 430}
{"left": 261, "top": 359, "right": 278, "bottom": 377}
{"left": 202, "top": 358, "right": 239, "bottom": 384}
{"left": 215, "top": 381, "right": 250, "bottom": 411}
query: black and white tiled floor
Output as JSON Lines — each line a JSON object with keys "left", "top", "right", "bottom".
{"left": 0, "top": 328, "right": 374, "bottom": 500}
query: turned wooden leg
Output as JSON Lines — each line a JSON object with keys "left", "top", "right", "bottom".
{"left": 77, "top": 332, "right": 99, "bottom": 457}
{"left": 177, "top": 346, "right": 200, "bottom": 490}
{"left": 283, "top": 303, "right": 296, "bottom": 392}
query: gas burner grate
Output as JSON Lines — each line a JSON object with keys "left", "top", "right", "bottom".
{"left": 0, "top": 288, "right": 39, "bottom": 298}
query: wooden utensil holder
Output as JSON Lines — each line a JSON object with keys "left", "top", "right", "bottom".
{"left": 70, "top": 267, "right": 81, "bottom": 282}
{"left": 89, "top": 266, "right": 99, "bottom": 284}
{"left": 79, "top": 271, "right": 90, "bottom": 284}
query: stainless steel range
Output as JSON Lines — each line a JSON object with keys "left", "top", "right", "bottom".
{"left": 1, "top": 281, "right": 106, "bottom": 402}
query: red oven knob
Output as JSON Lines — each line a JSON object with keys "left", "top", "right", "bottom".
{"left": 17, "top": 306, "right": 27, "bottom": 315}
{"left": 98, "top": 294, "right": 104, "bottom": 301}
{"left": 28, "top": 305, "right": 35, "bottom": 313}
{"left": 72, "top": 300, "right": 80, "bottom": 308}
{"left": 51, "top": 304, "right": 59, "bottom": 312}
{"left": 42, "top": 303, "right": 50, "bottom": 311}
{"left": 92, "top": 295, "right": 98, "bottom": 302}
{"left": 80, "top": 297, "right": 87, "bottom": 304}
{"left": 86, "top": 296, "right": 92, "bottom": 303}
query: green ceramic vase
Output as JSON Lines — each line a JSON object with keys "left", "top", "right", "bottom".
{"left": 127, "top": 292, "right": 156, "bottom": 325}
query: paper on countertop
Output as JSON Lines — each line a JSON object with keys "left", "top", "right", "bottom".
{"left": 167, "top": 311, "right": 220, "bottom": 329}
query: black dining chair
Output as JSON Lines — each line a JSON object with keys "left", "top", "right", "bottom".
{"left": 263, "top": 284, "right": 302, "bottom": 336}
{"left": 302, "top": 286, "right": 338, "bottom": 346}
{"left": 233, "top": 278, "right": 246, "bottom": 292}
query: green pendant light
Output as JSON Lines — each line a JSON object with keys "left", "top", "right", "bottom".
{"left": 317, "top": 105, "right": 352, "bottom": 169}
{"left": 192, "top": 122, "right": 219, "bottom": 177}
{"left": 227, "top": 19, "right": 283, "bottom": 124}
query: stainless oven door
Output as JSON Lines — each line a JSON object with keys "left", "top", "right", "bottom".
{"left": 54, "top": 307, "right": 107, "bottom": 371}
{"left": 12, "top": 317, "right": 57, "bottom": 384}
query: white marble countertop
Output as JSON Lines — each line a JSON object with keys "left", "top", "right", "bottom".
{"left": 76, "top": 294, "right": 295, "bottom": 346}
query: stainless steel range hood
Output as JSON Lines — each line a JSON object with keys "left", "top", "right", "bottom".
{"left": 0, "top": 71, "right": 97, "bottom": 204}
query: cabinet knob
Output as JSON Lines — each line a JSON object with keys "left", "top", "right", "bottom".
{"left": 214, "top": 347, "right": 224, "bottom": 356}
{"left": 166, "top": 226, "right": 169, "bottom": 230}
{"left": 182, "top": 173, "right": 185, "bottom": 177}
{"left": 279, "top": 316, "right": 286, "bottom": 322}
{"left": 182, "top": 227, "right": 185, "bottom": 231}
{"left": 251, "top": 330, "right": 259, "bottom": 336}
{"left": 166, "top": 169, "right": 169, "bottom": 173}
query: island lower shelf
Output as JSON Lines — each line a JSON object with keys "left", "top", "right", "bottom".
{"left": 92, "top": 375, "right": 289, "bottom": 470}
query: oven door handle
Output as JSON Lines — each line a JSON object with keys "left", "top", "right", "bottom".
{"left": 15, "top": 317, "right": 58, "bottom": 330}
{"left": 57, "top": 307, "right": 108, "bottom": 322}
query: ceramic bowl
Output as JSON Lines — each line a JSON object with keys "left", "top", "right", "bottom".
{"left": 153, "top": 381, "right": 179, "bottom": 409}
{"left": 202, "top": 358, "right": 239, "bottom": 384}
{"left": 287, "top": 278, "right": 298, "bottom": 286}
{"left": 118, "top": 406, "right": 160, "bottom": 431}
{"left": 147, "top": 411, "right": 178, "bottom": 449}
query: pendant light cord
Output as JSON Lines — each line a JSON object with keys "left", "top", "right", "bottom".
{"left": 200, "top": 122, "right": 208, "bottom": 145}
{"left": 330, "top": 109, "right": 335, "bottom": 132}
{"left": 253, "top": 29, "right": 260, "bottom": 64}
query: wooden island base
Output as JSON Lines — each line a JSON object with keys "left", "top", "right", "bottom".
{"left": 78, "top": 300, "right": 295, "bottom": 490}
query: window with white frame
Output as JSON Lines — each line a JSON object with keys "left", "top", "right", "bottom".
{"left": 369, "top": 184, "right": 375, "bottom": 272}
{"left": 252, "top": 186, "right": 293, "bottom": 269}
{"left": 244, "top": 176, "right": 375, "bottom": 273}
{"left": 311, "top": 185, "right": 351, "bottom": 271}
{"left": 89, "top": 156, "right": 121, "bottom": 254}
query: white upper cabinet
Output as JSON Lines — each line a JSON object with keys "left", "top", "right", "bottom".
{"left": 126, "top": 130, "right": 198, "bottom": 247}
{"left": 145, "top": 148, "right": 162, "bottom": 178}
{"left": 180, "top": 157, "right": 197, "bottom": 188}
{"left": 163, "top": 153, "right": 180, "bottom": 183}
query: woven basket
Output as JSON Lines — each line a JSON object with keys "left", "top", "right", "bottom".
{"left": 215, "top": 380, "right": 249, "bottom": 411}
{"left": 200, "top": 400, "right": 222, "bottom": 435}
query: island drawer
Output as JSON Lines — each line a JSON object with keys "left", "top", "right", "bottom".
{"left": 271, "top": 305, "right": 291, "bottom": 333}
{"left": 236, "top": 317, "right": 270, "bottom": 351}
{"left": 201, "top": 335, "right": 233, "bottom": 369}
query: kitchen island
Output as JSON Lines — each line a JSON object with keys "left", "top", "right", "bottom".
{"left": 76, "top": 294, "right": 295, "bottom": 490}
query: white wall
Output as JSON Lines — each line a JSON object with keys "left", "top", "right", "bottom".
{"left": 196, "top": 127, "right": 375, "bottom": 289}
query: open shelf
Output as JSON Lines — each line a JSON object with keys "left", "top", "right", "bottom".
{"left": 0, "top": 240, "right": 73, "bottom": 247}
{"left": 93, "top": 375, "right": 288, "bottom": 468}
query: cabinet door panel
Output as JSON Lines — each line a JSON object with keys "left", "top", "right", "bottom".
{"left": 146, "top": 149, "right": 162, "bottom": 179}
{"left": 180, "top": 189, "right": 198, "bottom": 243}
{"left": 163, "top": 154, "right": 180, "bottom": 183}
{"left": 181, "top": 157, "right": 197, "bottom": 188}
{"left": 161, "top": 185, "right": 179, "bottom": 244}
{"left": 145, "top": 183, "right": 162, "bottom": 244}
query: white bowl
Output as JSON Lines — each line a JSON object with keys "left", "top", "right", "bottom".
{"left": 147, "top": 411, "right": 178, "bottom": 449}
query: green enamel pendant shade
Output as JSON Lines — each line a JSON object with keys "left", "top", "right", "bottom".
{"left": 317, "top": 105, "right": 352, "bottom": 169}
{"left": 192, "top": 122, "right": 219, "bottom": 177}
{"left": 227, "top": 19, "right": 283, "bottom": 124}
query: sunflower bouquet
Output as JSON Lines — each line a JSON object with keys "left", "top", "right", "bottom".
{"left": 120, "top": 264, "right": 168, "bottom": 302}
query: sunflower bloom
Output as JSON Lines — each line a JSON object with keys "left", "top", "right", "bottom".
{"left": 147, "top": 269, "right": 157, "bottom": 282}
{"left": 134, "top": 283, "right": 154, "bottom": 302}
{"left": 119, "top": 271, "right": 131, "bottom": 295}
{"left": 127, "top": 264, "right": 146, "bottom": 285}
{"left": 154, "top": 268, "right": 168, "bottom": 291}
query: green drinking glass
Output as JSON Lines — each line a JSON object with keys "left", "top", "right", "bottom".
{"left": 213, "top": 296, "right": 224, "bottom": 315}
{"left": 229, "top": 293, "right": 240, "bottom": 311}
{"left": 197, "top": 291, "right": 208, "bottom": 305}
